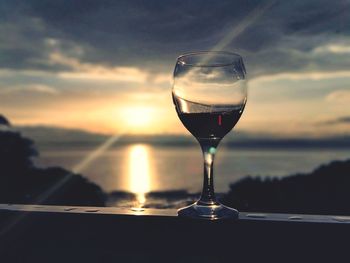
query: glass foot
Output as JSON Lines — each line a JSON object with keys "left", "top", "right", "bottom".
{"left": 177, "top": 202, "right": 239, "bottom": 220}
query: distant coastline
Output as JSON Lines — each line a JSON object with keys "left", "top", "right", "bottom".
{"left": 17, "top": 125, "right": 350, "bottom": 149}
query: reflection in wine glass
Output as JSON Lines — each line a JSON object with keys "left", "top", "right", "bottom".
{"left": 128, "top": 144, "right": 151, "bottom": 207}
{"left": 172, "top": 51, "right": 247, "bottom": 219}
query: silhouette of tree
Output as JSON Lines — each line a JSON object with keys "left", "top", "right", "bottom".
{"left": 0, "top": 115, "right": 105, "bottom": 206}
{"left": 0, "top": 130, "right": 38, "bottom": 174}
{"left": 0, "top": 115, "right": 10, "bottom": 126}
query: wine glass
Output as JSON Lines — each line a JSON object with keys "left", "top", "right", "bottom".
{"left": 172, "top": 51, "right": 247, "bottom": 219}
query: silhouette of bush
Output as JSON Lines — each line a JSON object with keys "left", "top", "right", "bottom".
{"left": 222, "top": 160, "right": 350, "bottom": 215}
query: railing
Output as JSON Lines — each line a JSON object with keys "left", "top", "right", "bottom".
{"left": 0, "top": 204, "right": 349, "bottom": 262}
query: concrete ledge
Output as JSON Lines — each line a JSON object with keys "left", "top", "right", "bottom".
{"left": 0, "top": 204, "right": 349, "bottom": 263}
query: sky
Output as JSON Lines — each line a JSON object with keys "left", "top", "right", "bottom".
{"left": 0, "top": 0, "right": 350, "bottom": 137}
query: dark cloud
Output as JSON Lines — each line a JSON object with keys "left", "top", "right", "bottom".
{"left": 338, "top": 117, "right": 350, "bottom": 123}
{"left": 284, "top": 1, "right": 349, "bottom": 34}
{"left": 318, "top": 116, "right": 350, "bottom": 125}
{"left": 23, "top": 0, "right": 259, "bottom": 67}
{"left": 0, "top": 0, "right": 349, "bottom": 75}
{"left": 0, "top": 16, "right": 76, "bottom": 72}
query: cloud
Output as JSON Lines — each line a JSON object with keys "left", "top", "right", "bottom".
{"left": 313, "top": 43, "right": 350, "bottom": 54}
{"left": 326, "top": 90, "right": 350, "bottom": 103}
{"left": 318, "top": 116, "right": 350, "bottom": 125}
{"left": 0, "top": 0, "right": 349, "bottom": 77}
{"left": 336, "top": 117, "right": 350, "bottom": 124}
{"left": 0, "top": 51, "right": 171, "bottom": 85}
{"left": 51, "top": 52, "right": 171, "bottom": 84}
{"left": 0, "top": 17, "right": 87, "bottom": 72}
{"left": 49, "top": 52, "right": 150, "bottom": 83}
{"left": 251, "top": 70, "right": 350, "bottom": 82}
{"left": 334, "top": 117, "right": 350, "bottom": 124}
{"left": 0, "top": 84, "right": 59, "bottom": 95}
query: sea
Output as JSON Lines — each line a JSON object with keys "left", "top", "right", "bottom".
{"left": 34, "top": 144, "right": 350, "bottom": 199}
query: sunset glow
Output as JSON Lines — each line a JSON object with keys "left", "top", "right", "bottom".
{"left": 3, "top": 68, "right": 350, "bottom": 137}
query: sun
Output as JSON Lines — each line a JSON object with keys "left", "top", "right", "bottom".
{"left": 120, "top": 106, "right": 154, "bottom": 131}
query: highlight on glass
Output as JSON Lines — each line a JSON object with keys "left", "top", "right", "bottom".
{"left": 172, "top": 51, "right": 247, "bottom": 219}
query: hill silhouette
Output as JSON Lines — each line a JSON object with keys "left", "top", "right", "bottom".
{"left": 222, "top": 159, "right": 350, "bottom": 215}
{"left": 0, "top": 116, "right": 105, "bottom": 206}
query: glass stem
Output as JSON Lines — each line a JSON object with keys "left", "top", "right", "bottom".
{"left": 198, "top": 139, "right": 220, "bottom": 205}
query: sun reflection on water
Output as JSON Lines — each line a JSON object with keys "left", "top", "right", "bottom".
{"left": 128, "top": 144, "right": 152, "bottom": 207}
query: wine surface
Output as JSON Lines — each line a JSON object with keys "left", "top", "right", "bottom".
{"left": 173, "top": 94, "right": 244, "bottom": 139}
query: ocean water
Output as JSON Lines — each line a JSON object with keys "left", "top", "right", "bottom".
{"left": 34, "top": 144, "right": 350, "bottom": 196}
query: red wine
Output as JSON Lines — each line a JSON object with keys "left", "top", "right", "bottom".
{"left": 173, "top": 94, "right": 244, "bottom": 139}
{"left": 178, "top": 111, "right": 242, "bottom": 139}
